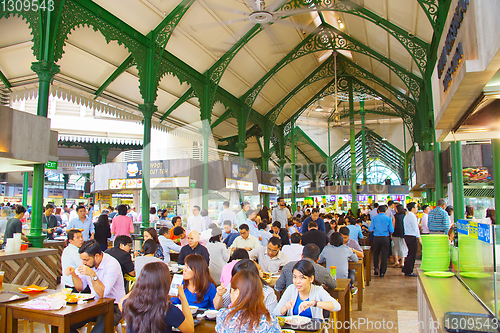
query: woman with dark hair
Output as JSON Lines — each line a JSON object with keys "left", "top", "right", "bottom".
{"left": 220, "top": 248, "right": 249, "bottom": 286}
{"left": 171, "top": 254, "right": 217, "bottom": 309}
{"left": 215, "top": 270, "right": 281, "bottom": 333}
{"left": 111, "top": 204, "right": 134, "bottom": 238}
{"left": 169, "top": 216, "right": 183, "bottom": 241}
{"left": 273, "top": 259, "right": 340, "bottom": 319}
{"left": 120, "top": 262, "right": 194, "bottom": 333}
{"left": 214, "top": 259, "right": 277, "bottom": 313}
{"left": 258, "top": 206, "right": 271, "bottom": 223}
{"left": 94, "top": 214, "right": 111, "bottom": 252}
{"left": 337, "top": 215, "right": 346, "bottom": 227}
{"left": 325, "top": 221, "right": 333, "bottom": 239}
{"left": 486, "top": 208, "right": 496, "bottom": 224}
{"left": 206, "top": 228, "right": 229, "bottom": 282}
{"left": 135, "top": 239, "right": 164, "bottom": 278}
{"left": 392, "top": 204, "right": 407, "bottom": 268}
{"left": 137, "top": 227, "right": 164, "bottom": 260}
{"left": 150, "top": 207, "right": 159, "bottom": 225}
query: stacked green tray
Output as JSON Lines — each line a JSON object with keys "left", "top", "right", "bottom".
{"left": 420, "top": 235, "right": 450, "bottom": 271}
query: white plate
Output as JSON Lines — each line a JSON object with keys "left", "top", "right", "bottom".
{"left": 285, "top": 316, "right": 312, "bottom": 326}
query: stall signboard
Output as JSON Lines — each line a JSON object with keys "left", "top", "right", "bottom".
{"left": 462, "top": 167, "right": 491, "bottom": 182}
{"left": 327, "top": 195, "right": 336, "bottom": 202}
{"left": 48, "top": 189, "right": 64, "bottom": 198}
{"left": 261, "top": 170, "right": 277, "bottom": 185}
{"left": 226, "top": 178, "right": 253, "bottom": 191}
{"left": 126, "top": 160, "right": 170, "bottom": 179}
{"left": 112, "top": 193, "right": 134, "bottom": 198}
{"left": 110, "top": 177, "right": 188, "bottom": 189}
{"left": 258, "top": 184, "right": 277, "bottom": 194}
{"left": 456, "top": 219, "right": 492, "bottom": 244}
{"left": 45, "top": 161, "right": 58, "bottom": 170}
{"left": 4, "top": 197, "right": 21, "bottom": 203}
{"left": 229, "top": 162, "right": 250, "bottom": 180}
{"left": 357, "top": 195, "right": 369, "bottom": 202}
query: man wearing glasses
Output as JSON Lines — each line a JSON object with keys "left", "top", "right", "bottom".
{"left": 249, "top": 237, "right": 290, "bottom": 273}
{"left": 104, "top": 235, "right": 135, "bottom": 292}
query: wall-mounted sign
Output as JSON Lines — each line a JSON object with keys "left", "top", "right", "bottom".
{"left": 258, "top": 184, "right": 277, "bottom": 194}
{"left": 229, "top": 163, "right": 250, "bottom": 180}
{"left": 48, "top": 189, "right": 64, "bottom": 198}
{"left": 226, "top": 178, "right": 253, "bottom": 191}
{"left": 126, "top": 161, "right": 170, "bottom": 179}
{"left": 437, "top": 0, "right": 469, "bottom": 91}
{"left": 45, "top": 161, "right": 58, "bottom": 170}
{"left": 456, "top": 219, "right": 492, "bottom": 244}
{"left": 110, "top": 177, "right": 188, "bottom": 190}
{"left": 112, "top": 193, "right": 134, "bottom": 198}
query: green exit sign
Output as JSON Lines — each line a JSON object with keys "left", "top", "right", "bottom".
{"left": 45, "top": 161, "right": 58, "bottom": 170}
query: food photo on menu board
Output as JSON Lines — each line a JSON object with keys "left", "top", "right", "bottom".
{"left": 109, "top": 179, "right": 126, "bottom": 189}
{"left": 462, "top": 167, "right": 491, "bottom": 181}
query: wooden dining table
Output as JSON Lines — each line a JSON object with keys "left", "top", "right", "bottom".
{"left": 1, "top": 284, "right": 115, "bottom": 333}
{"left": 193, "top": 316, "right": 323, "bottom": 333}
{"left": 328, "top": 278, "right": 351, "bottom": 333}
{"left": 348, "top": 259, "right": 364, "bottom": 311}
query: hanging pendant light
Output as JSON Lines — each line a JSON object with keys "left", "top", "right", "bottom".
{"left": 382, "top": 132, "right": 387, "bottom": 141}
{"left": 343, "top": 133, "right": 348, "bottom": 142}
{"left": 315, "top": 100, "right": 323, "bottom": 112}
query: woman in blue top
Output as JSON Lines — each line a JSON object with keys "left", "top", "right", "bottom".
{"left": 119, "top": 262, "right": 194, "bottom": 333}
{"left": 273, "top": 260, "right": 341, "bottom": 319}
{"left": 172, "top": 254, "right": 217, "bottom": 309}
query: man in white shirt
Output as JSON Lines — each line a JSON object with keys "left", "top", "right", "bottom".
{"left": 158, "top": 227, "right": 181, "bottom": 263}
{"left": 249, "top": 237, "right": 290, "bottom": 273}
{"left": 420, "top": 204, "right": 430, "bottom": 234}
{"left": 218, "top": 201, "right": 236, "bottom": 227}
{"left": 272, "top": 197, "right": 288, "bottom": 227}
{"left": 281, "top": 233, "right": 304, "bottom": 262}
{"left": 319, "top": 205, "right": 327, "bottom": 215}
{"left": 230, "top": 223, "right": 260, "bottom": 251}
{"left": 61, "top": 229, "right": 85, "bottom": 292}
{"left": 187, "top": 205, "right": 206, "bottom": 233}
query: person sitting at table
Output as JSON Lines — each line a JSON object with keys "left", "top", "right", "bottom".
{"left": 215, "top": 270, "right": 281, "bottom": 333}
{"left": 140, "top": 228, "right": 164, "bottom": 260}
{"left": 135, "top": 239, "right": 165, "bottom": 278}
{"left": 105, "top": 235, "right": 136, "bottom": 292}
{"left": 3, "top": 205, "right": 29, "bottom": 244}
{"left": 214, "top": 259, "right": 277, "bottom": 313}
{"left": 319, "top": 232, "right": 358, "bottom": 290}
{"left": 120, "top": 262, "right": 194, "bottom": 333}
{"left": 61, "top": 229, "right": 91, "bottom": 293}
{"left": 220, "top": 248, "right": 249, "bottom": 286}
{"left": 249, "top": 237, "right": 290, "bottom": 273}
{"left": 258, "top": 222, "right": 273, "bottom": 247}
{"left": 177, "top": 230, "right": 210, "bottom": 265}
{"left": 301, "top": 221, "right": 329, "bottom": 251}
{"left": 339, "top": 227, "right": 364, "bottom": 259}
{"left": 206, "top": 227, "right": 230, "bottom": 283}
{"left": 158, "top": 227, "right": 181, "bottom": 263}
{"left": 274, "top": 244, "right": 336, "bottom": 292}
{"left": 230, "top": 224, "right": 260, "bottom": 251}
{"left": 65, "top": 240, "right": 125, "bottom": 332}
{"left": 169, "top": 216, "right": 183, "bottom": 241}
{"left": 271, "top": 221, "right": 290, "bottom": 246}
{"left": 281, "top": 233, "right": 304, "bottom": 262}
{"left": 221, "top": 220, "right": 238, "bottom": 243}
{"left": 171, "top": 254, "right": 217, "bottom": 310}
{"left": 273, "top": 259, "right": 341, "bottom": 320}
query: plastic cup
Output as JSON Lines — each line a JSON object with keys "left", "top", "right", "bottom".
{"left": 0, "top": 271, "right": 5, "bottom": 286}
{"left": 330, "top": 266, "right": 337, "bottom": 278}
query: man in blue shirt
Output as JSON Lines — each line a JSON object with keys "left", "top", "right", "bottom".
{"left": 301, "top": 208, "right": 326, "bottom": 233}
{"left": 428, "top": 198, "right": 450, "bottom": 234}
{"left": 346, "top": 218, "right": 364, "bottom": 243}
{"left": 368, "top": 205, "right": 394, "bottom": 277}
{"left": 67, "top": 205, "right": 94, "bottom": 241}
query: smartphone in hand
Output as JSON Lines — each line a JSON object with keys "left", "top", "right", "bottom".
{"left": 169, "top": 274, "right": 183, "bottom": 297}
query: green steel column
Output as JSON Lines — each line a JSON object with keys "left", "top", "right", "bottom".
{"left": 138, "top": 104, "right": 157, "bottom": 230}
{"left": 279, "top": 159, "right": 285, "bottom": 198}
{"left": 327, "top": 118, "right": 332, "bottom": 180}
{"left": 291, "top": 121, "right": 297, "bottom": 211}
{"left": 262, "top": 150, "right": 271, "bottom": 207}
{"left": 236, "top": 142, "right": 246, "bottom": 202}
{"left": 348, "top": 78, "right": 358, "bottom": 212}
{"left": 22, "top": 172, "right": 29, "bottom": 207}
{"left": 360, "top": 106, "right": 367, "bottom": 183}
{"left": 434, "top": 140, "right": 444, "bottom": 200}
{"left": 493, "top": 139, "right": 500, "bottom": 224}
{"left": 99, "top": 145, "right": 109, "bottom": 164}
{"left": 451, "top": 141, "right": 464, "bottom": 222}
{"left": 29, "top": 61, "right": 59, "bottom": 247}
{"left": 403, "top": 124, "right": 408, "bottom": 185}
{"left": 63, "top": 174, "right": 69, "bottom": 207}
{"left": 200, "top": 121, "right": 211, "bottom": 210}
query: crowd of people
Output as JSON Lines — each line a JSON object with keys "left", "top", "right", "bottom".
{"left": 1, "top": 197, "right": 497, "bottom": 332}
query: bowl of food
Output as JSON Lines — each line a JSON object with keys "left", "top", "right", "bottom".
{"left": 278, "top": 316, "right": 286, "bottom": 327}
{"left": 204, "top": 309, "right": 218, "bottom": 319}
{"left": 189, "top": 306, "right": 199, "bottom": 314}
{"left": 285, "top": 316, "right": 311, "bottom": 326}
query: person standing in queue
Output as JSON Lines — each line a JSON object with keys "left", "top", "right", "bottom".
{"left": 368, "top": 205, "right": 394, "bottom": 277}
{"left": 403, "top": 202, "right": 421, "bottom": 277}
{"left": 272, "top": 197, "right": 288, "bottom": 229}
{"left": 68, "top": 205, "right": 94, "bottom": 241}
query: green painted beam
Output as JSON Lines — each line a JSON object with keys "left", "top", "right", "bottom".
{"left": 295, "top": 127, "right": 328, "bottom": 161}
{"left": 211, "top": 108, "right": 234, "bottom": 129}
{"left": 95, "top": 54, "right": 134, "bottom": 98}
{"left": 296, "top": 146, "right": 314, "bottom": 165}
{"left": 159, "top": 88, "right": 195, "bottom": 122}
{"left": 0, "top": 70, "right": 12, "bottom": 90}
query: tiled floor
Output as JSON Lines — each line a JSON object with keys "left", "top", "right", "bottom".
{"left": 27, "top": 261, "right": 420, "bottom": 332}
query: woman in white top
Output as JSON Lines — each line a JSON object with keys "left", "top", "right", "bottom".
{"left": 273, "top": 259, "right": 340, "bottom": 319}
{"left": 149, "top": 207, "right": 159, "bottom": 225}
{"left": 205, "top": 228, "right": 229, "bottom": 283}
{"left": 135, "top": 239, "right": 164, "bottom": 278}
{"left": 214, "top": 259, "right": 278, "bottom": 314}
